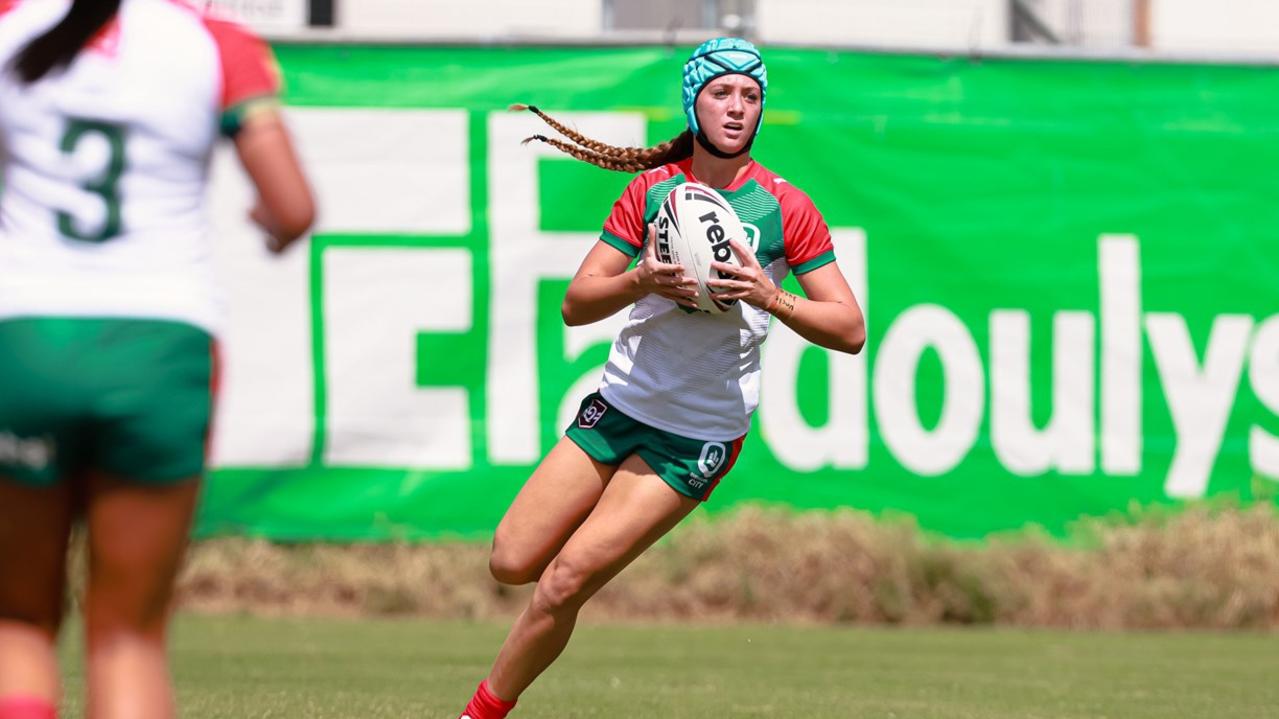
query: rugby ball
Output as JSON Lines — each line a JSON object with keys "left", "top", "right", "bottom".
{"left": 654, "top": 182, "right": 751, "bottom": 314}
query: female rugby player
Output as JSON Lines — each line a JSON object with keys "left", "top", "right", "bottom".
{"left": 0, "top": 2, "right": 314, "bottom": 717}
{"left": 457, "top": 38, "right": 865, "bottom": 719}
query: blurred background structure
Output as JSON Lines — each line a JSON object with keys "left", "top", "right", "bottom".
{"left": 212, "top": 0, "right": 1279, "bottom": 56}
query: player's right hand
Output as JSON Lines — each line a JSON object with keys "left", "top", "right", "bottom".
{"left": 635, "top": 223, "right": 699, "bottom": 308}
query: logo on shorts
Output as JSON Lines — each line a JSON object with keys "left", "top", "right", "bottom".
{"left": 578, "top": 398, "right": 609, "bottom": 429}
{"left": 0, "top": 431, "right": 54, "bottom": 471}
{"left": 697, "top": 441, "right": 728, "bottom": 478}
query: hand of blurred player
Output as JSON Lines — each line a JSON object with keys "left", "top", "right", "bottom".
{"left": 707, "top": 239, "right": 779, "bottom": 309}
{"left": 636, "top": 223, "right": 699, "bottom": 308}
{"left": 249, "top": 201, "right": 290, "bottom": 254}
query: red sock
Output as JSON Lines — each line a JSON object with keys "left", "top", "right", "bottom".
{"left": 459, "top": 680, "right": 517, "bottom": 719}
{"left": 0, "top": 696, "right": 56, "bottom": 719}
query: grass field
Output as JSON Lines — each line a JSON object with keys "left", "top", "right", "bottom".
{"left": 57, "top": 615, "right": 1278, "bottom": 718}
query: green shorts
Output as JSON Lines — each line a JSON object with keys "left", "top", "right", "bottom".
{"left": 565, "top": 391, "right": 744, "bottom": 501}
{"left": 0, "top": 317, "right": 215, "bottom": 487}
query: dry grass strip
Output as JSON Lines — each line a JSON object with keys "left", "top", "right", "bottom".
{"left": 174, "top": 504, "right": 1279, "bottom": 629}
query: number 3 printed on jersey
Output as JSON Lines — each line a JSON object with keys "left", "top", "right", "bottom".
{"left": 58, "top": 118, "right": 127, "bottom": 243}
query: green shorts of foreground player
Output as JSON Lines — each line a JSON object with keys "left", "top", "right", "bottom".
{"left": 565, "top": 391, "right": 744, "bottom": 501}
{"left": 0, "top": 316, "right": 215, "bottom": 487}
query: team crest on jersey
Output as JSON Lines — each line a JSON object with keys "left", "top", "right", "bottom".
{"left": 697, "top": 441, "right": 728, "bottom": 478}
{"left": 577, "top": 398, "right": 609, "bottom": 429}
{"left": 742, "top": 222, "right": 760, "bottom": 251}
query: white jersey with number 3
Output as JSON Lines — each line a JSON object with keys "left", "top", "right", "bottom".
{"left": 0, "top": 0, "right": 278, "bottom": 334}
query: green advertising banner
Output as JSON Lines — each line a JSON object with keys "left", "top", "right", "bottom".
{"left": 199, "top": 46, "right": 1279, "bottom": 541}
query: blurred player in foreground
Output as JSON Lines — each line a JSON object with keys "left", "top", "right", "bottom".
{"left": 457, "top": 38, "right": 865, "bottom": 719}
{"left": 0, "top": 1, "right": 313, "bottom": 717}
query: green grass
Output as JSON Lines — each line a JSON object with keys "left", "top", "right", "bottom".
{"left": 57, "top": 615, "right": 1278, "bottom": 718}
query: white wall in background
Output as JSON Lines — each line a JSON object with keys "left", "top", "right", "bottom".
{"left": 756, "top": 0, "right": 1008, "bottom": 50}
{"left": 223, "top": 0, "right": 1279, "bottom": 57}
{"left": 210, "top": 0, "right": 308, "bottom": 33}
{"left": 1153, "top": 0, "right": 1279, "bottom": 54}
{"left": 340, "top": 0, "right": 601, "bottom": 38}
{"left": 281, "top": 0, "right": 1009, "bottom": 48}
{"left": 1024, "top": 0, "right": 1132, "bottom": 47}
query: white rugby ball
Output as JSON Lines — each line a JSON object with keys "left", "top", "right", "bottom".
{"left": 653, "top": 182, "right": 750, "bottom": 314}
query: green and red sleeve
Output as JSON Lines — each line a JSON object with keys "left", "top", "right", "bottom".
{"left": 600, "top": 170, "right": 672, "bottom": 259}
{"left": 776, "top": 185, "right": 836, "bottom": 274}
{"left": 202, "top": 14, "right": 281, "bottom": 137}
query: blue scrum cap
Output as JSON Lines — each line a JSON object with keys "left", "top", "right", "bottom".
{"left": 681, "top": 37, "right": 767, "bottom": 136}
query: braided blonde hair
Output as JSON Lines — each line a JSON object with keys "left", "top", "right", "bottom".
{"left": 511, "top": 104, "right": 693, "bottom": 173}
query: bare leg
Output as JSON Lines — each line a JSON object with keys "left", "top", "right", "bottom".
{"left": 0, "top": 478, "right": 72, "bottom": 704}
{"left": 488, "top": 438, "right": 615, "bottom": 585}
{"left": 82, "top": 473, "right": 200, "bottom": 719}
{"left": 486, "top": 455, "right": 699, "bottom": 700}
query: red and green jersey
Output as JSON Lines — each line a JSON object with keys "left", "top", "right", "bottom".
{"left": 601, "top": 157, "right": 836, "bottom": 274}
{"left": 595, "top": 158, "right": 838, "bottom": 441}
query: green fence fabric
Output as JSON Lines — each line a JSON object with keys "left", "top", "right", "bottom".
{"left": 196, "top": 46, "right": 1279, "bottom": 541}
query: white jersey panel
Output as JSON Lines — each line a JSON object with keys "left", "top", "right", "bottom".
{"left": 0, "top": 0, "right": 227, "bottom": 332}
{"left": 599, "top": 259, "right": 787, "bottom": 442}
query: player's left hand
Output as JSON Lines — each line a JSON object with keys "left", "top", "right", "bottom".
{"left": 707, "top": 239, "right": 779, "bottom": 309}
